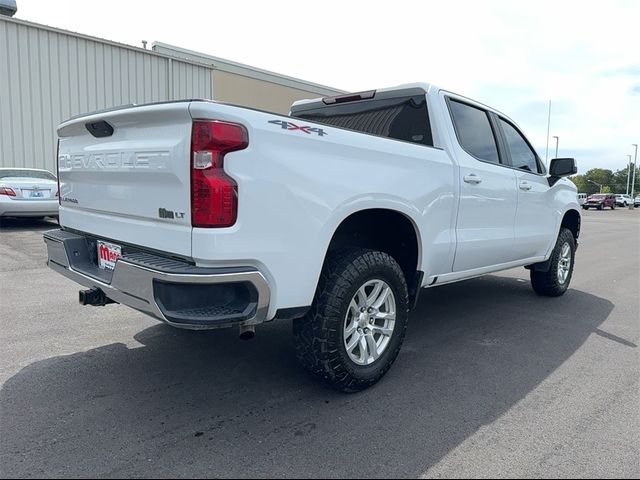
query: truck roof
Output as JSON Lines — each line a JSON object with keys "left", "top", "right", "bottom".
{"left": 291, "top": 82, "right": 516, "bottom": 126}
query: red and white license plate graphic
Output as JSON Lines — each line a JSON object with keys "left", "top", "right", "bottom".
{"left": 97, "top": 240, "right": 121, "bottom": 270}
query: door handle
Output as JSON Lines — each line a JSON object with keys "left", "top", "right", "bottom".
{"left": 463, "top": 174, "right": 483, "bottom": 185}
{"left": 519, "top": 182, "right": 532, "bottom": 191}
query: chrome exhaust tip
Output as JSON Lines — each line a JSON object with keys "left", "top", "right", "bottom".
{"left": 239, "top": 325, "right": 256, "bottom": 341}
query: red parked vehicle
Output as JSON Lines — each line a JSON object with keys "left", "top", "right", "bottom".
{"left": 583, "top": 193, "right": 616, "bottom": 210}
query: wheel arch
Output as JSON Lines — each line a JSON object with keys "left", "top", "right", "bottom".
{"left": 560, "top": 208, "right": 581, "bottom": 240}
{"left": 323, "top": 208, "right": 423, "bottom": 308}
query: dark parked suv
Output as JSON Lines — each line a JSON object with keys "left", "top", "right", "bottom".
{"left": 583, "top": 193, "right": 616, "bottom": 210}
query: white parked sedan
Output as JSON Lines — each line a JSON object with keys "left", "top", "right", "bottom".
{"left": 0, "top": 168, "right": 59, "bottom": 219}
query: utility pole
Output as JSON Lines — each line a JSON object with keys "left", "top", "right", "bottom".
{"left": 626, "top": 154, "right": 632, "bottom": 195}
{"left": 631, "top": 144, "right": 638, "bottom": 208}
{"left": 545, "top": 101, "right": 551, "bottom": 167}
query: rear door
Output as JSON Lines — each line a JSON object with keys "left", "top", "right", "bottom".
{"left": 495, "top": 117, "right": 556, "bottom": 259}
{"left": 445, "top": 97, "right": 519, "bottom": 272}
{"left": 57, "top": 102, "right": 194, "bottom": 257}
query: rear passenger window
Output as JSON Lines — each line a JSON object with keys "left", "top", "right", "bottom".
{"left": 499, "top": 119, "right": 542, "bottom": 174}
{"left": 448, "top": 100, "right": 500, "bottom": 164}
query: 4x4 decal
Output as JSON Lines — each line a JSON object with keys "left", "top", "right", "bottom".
{"left": 268, "top": 120, "right": 328, "bottom": 137}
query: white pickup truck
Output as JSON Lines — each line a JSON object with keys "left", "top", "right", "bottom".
{"left": 45, "top": 83, "right": 581, "bottom": 392}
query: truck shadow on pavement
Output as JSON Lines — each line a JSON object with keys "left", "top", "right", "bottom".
{"left": 0, "top": 276, "right": 618, "bottom": 478}
{"left": 0, "top": 217, "right": 58, "bottom": 231}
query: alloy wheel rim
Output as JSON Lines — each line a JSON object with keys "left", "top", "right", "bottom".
{"left": 557, "top": 242, "right": 572, "bottom": 285}
{"left": 343, "top": 279, "right": 396, "bottom": 366}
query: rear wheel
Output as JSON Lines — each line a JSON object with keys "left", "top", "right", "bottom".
{"left": 530, "top": 228, "right": 575, "bottom": 297}
{"left": 611, "top": 204, "right": 616, "bottom": 210}
{"left": 293, "top": 248, "right": 409, "bottom": 392}
{"left": 583, "top": 206, "right": 589, "bottom": 210}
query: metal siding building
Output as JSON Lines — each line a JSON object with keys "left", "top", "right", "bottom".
{"left": 152, "top": 43, "right": 345, "bottom": 114}
{"left": 0, "top": 16, "right": 343, "bottom": 173}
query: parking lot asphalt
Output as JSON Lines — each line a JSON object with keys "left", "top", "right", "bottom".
{"left": 0, "top": 209, "right": 638, "bottom": 479}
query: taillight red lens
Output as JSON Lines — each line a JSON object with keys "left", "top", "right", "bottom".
{"left": 191, "top": 120, "right": 248, "bottom": 228}
{"left": 0, "top": 187, "right": 16, "bottom": 197}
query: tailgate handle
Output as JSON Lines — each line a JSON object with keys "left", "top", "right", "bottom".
{"left": 85, "top": 120, "right": 114, "bottom": 138}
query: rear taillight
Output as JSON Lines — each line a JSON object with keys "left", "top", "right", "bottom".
{"left": 0, "top": 187, "right": 16, "bottom": 196}
{"left": 190, "top": 120, "right": 248, "bottom": 228}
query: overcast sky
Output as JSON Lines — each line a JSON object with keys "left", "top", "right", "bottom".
{"left": 16, "top": 0, "right": 640, "bottom": 173}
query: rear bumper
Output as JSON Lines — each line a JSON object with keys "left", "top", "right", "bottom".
{"left": 0, "top": 198, "right": 59, "bottom": 217}
{"left": 43, "top": 229, "right": 271, "bottom": 330}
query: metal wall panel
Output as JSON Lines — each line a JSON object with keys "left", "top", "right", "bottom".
{"left": 153, "top": 42, "right": 344, "bottom": 97}
{"left": 153, "top": 42, "right": 345, "bottom": 115}
{"left": 213, "top": 70, "right": 329, "bottom": 115}
{"left": 0, "top": 17, "right": 213, "bottom": 172}
{"left": 171, "top": 60, "right": 213, "bottom": 101}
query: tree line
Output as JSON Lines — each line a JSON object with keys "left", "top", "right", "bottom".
{"left": 570, "top": 164, "right": 638, "bottom": 195}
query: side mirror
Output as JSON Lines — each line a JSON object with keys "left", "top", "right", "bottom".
{"left": 549, "top": 158, "right": 577, "bottom": 178}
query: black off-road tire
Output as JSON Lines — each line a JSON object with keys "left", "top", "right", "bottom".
{"left": 530, "top": 228, "right": 576, "bottom": 297}
{"left": 293, "top": 248, "right": 409, "bottom": 393}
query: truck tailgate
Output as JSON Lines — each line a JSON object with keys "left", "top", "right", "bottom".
{"left": 57, "top": 102, "right": 193, "bottom": 258}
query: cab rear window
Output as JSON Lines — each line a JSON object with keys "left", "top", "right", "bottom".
{"left": 293, "top": 95, "right": 433, "bottom": 147}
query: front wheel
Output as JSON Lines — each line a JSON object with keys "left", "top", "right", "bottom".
{"left": 293, "top": 249, "right": 409, "bottom": 392}
{"left": 530, "top": 228, "right": 576, "bottom": 297}
{"left": 611, "top": 204, "right": 616, "bottom": 210}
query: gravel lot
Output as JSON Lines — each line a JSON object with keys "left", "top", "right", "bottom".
{"left": 1, "top": 209, "right": 638, "bottom": 478}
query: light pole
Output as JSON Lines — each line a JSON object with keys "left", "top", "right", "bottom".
{"left": 553, "top": 136, "right": 559, "bottom": 158}
{"left": 631, "top": 144, "right": 638, "bottom": 206}
{"left": 545, "top": 100, "right": 552, "bottom": 167}
{"left": 626, "top": 154, "right": 632, "bottom": 195}
{"left": 587, "top": 179, "right": 603, "bottom": 194}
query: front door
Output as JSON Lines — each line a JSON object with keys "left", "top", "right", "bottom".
{"left": 496, "top": 117, "right": 556, "bottom": 259}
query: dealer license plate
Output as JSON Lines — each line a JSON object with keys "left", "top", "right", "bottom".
{"left": 97, "top": 240, "right": 121, "bottom": 270}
